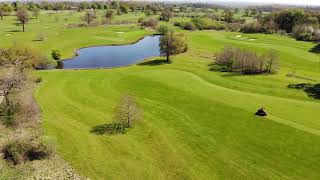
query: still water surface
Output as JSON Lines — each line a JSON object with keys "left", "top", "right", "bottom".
{"left": 62, "top": 35, "right": 161, "bottom": 69}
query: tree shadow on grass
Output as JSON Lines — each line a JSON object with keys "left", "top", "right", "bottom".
{"left": 288, "top": 83, "right": 320, "bottom": 99}
{"left": 90, "top": 123, "right": 126, "bottom": 135}
{"left": 138, "top": 59, "right": 170, "bottom": 66}
{"left": 309, "top": 44, "right": 320, "bottom": 53}
{"left": 6, "top": 30, "right": 20, "bottom": 33}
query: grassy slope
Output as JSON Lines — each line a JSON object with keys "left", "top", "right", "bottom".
{"left": 1, "top": 11, "right": 320, "bottom": 180}
{"left": 0, "top": 11, "right": 149, "bottom": 58}
{"left": 35, "top": 32, "right": 320, "bottom": 179}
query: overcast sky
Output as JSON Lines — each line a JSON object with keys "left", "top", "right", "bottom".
{"left": 210, "top": 0, "right": 320, "bottom": 5}
{"left": 0, "top": 0, "right": 319, "bottom": 6}
{"left": 159, "top": 0, "right": 320, "bottom": 6}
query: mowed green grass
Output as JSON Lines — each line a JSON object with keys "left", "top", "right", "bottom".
{"left": 0, "top": 11, "right": 150, "bottom": 58}
{"left": 35, "top": 31, "right": 320, "bottom": 179}
{"left": 2, "top": 10, "right": 320, "bottom": 179}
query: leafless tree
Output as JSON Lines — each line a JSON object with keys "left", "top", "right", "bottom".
{"left": 16, "top": 8, "right": 29, "bottom": 32}
{"left": 214, "top": 46, "right": 279, "bottom": 74}
{"left": 82, "top": 9, "right": 96, "bottom": 25}
{"left": 113, "top": 94, "right": 141, "bottom": 128}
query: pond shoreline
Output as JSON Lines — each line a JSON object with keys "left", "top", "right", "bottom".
{"left": 62, "top": 33, "right": 161, "bottom": 62}
{"left": 59, "top": 34, "right": 162, "bottom": 70}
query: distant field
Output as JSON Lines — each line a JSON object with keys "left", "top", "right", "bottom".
{"left": 0, "top": 11, "right": 150, "bottom": 58}
{"left": 1, "top": 10, "right": 320, "bottom": 180}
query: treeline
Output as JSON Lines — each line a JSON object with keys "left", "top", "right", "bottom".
{"left": 213, "top": 46, "right": 279, "bottom": 75}
{"left": 241, "top": 9, "right": 320, "bottom": 41}
{"left": 0, "top": 1, "right": 225, "bottom": 14}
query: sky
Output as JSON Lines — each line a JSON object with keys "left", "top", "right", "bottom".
{"left": 155, "top": 0, "right": 320, "bottom": 6}
{"left": 210, "top": 0, "right": 320, "bottom": 6}
{"left": 0, "top": 0, "right": 319, "bottom": 6}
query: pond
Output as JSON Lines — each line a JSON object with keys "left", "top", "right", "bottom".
{"left": 61, "top": 35, "right": 161, "bottom": 69}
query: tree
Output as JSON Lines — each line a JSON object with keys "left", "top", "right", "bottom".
{"left": 265, "top": 49, "right": 279, "bottom": 73}
{"left": 160, "top": 10, "right": 172, "bottom": 21}
{"left": 16, "top": 8, "right": 29, "bottom": 32}
{"left": 159, "top": 33, "right": 188, "bottom": 62}
{"left": 82, "top": 10, "right": 96, "bottom": 25}
{"left": 32, "top": 6, "right": 40, "bottom": 19}
{"left": 140, "top": 18, "right": 158, "bottom": 29}
{"left": 183, "top": 22, "right": 196, "bottom": 31}
{"left": 0, "top": 45, "right": 53, "bottom": 71}
{"left": 223, "top": 9, "right": 234, "bottom": 23}
{"left": 158, "top": 25, "right": 172, "bottom": 35}
{"left": 0, "top": 4, "right": 5, "bottom": 20}
{"left": 104, "top": 9, "right": 114, "bottom": 24}
{"left": 274, "top": 9, "right": 305, "bottom": 33}
{"left": 111, "top": 1, "right": 120, "bottom": 15}
{"left": 0, "top": 3, "right": 13, "bottom": 20}
{"left": 120, "top": 4, "right": 128, "bottom": 14}
{"left": 113, "top": 94, "right": 141, "bottom": 128}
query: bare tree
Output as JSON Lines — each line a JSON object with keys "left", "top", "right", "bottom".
{"left": 104, "top": 9, "right": 114, "bottom": 24}
{"left": 82, "top": 9, "right": 96, "bottom": 25}
{"left": 16, "top": 8, "right": 29, "bottom": 32}
{"left": 113, "top": 94, "right": 141, "bottom": 128}
{"left": 266, "top": 49, "right": 279, "bottom": 73}
{"left": 32, "top": 6, "right": 40, "bottom": 19}
{"left": 0, "top": 71, "right": 21, "bottom": 107}
{"left": 214, "top": 46, "right": 279, "bottom": 74}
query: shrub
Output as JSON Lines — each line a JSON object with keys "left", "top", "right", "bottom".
{"left": 191, "top": 18, "right": 226, "bottom": 30}
{"left": 34, "top": 77, "right": 42, "bottom": 83}
{"left": 32, "top": 55, "right": 56, "bottom": 70}
{"left": 51, "top": 49, "right": 61, "bottom": 60}
{"left": 183, "top": 22, "right": 196, "bottom": 31}
{"left": 158, "top": 25, "right": 171, "bottom": 35}
{"left": 0, "top": 98, "right": 19, "bottom": 127}
{"left": 192, "top": 17, "right": 210, "bottom": 30}
{"left": 2, "top": 140, "right": 51, "bottom": 165}
{"left": 140, "top": 18, "right": 158, "bottom": 29}
{"left": 173, "top": 21, "right": 181, "bottom": 27}
{"left": 292, "top": 24, "right": 319, "bottom": 41}
{"left": 2, "top": 141, "right": 31, "bottom": 165}
{"left": 138, "top": 17, "right": 145, "bottom": 24}
{"left": 240, "top": 22, "right": 266, "bottom": 33}
{"left": 36, "top": 32, "right": 47, "bottom": 41}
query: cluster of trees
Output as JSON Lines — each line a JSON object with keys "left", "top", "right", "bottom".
{"left": 0, "top": 47, "right": 53, "bottom": 166}
{"left": 138, "top": 17, "right": 158, "bottom": 29}
{"left": 0, "top": 3, "right": 13, "bottom": 20}
{"left": 0, "top": 46, "right": 55, "bottom": 70}
{"left": 241, "top": 9, "right": 320, "bottom": 42}
{"left": 214, "top": 46, "right": 279, "bottom": 74}
{"left": 174, "top": 17, "right": 227, "bottom": 31}
{"left": 292, "top": 24, "right": 320, "bottom": 41}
